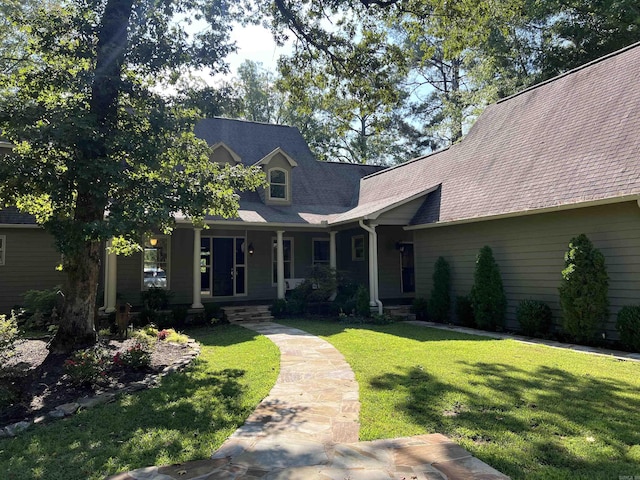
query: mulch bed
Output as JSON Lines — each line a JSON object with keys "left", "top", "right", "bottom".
{"left": 0, "top": 336, "right": 191, "bottom": 429}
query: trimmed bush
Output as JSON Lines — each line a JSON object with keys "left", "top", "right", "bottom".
{"left": 559, "top": 234, "right": 609, "bottom": 342}
{"left": 141, "top": 287, "right": 172, "bottom": 311}
{"left": 470, "top": 246, "right": 507, "bottom": 331}
{"left": 617, "top": 306, "right": 640, "bottom": 352}
{"left": 270, "top": 299, "right": 288, "bottom": 318}
{"left": 0, "top": 312, "right": 19, "bottom": 364}
{"left": 455, "top": 295, "right": 475, "bottom": 327}
{"left": 203, "top": 302, "right": 221, "bottom": 322}
{"left": 23, "top": 286, "right": 61, "bottom": 315}
{"left": 428, "top": 257, "right": 451, "bottom": 323}
{"left": 411, "top": 297, "right": 429, "bottom": 321}
{"left": 355, "top": 285, "right": 371, "bottom": 317}
{"left": 516, "top": 299, "right": 553, "bottom": 337}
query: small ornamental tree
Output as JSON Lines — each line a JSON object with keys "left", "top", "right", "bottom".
{"left": 559, "top": 234, "right": 609, "bottom": 342}
{"left": 470, "top": 246, "right": 506, "bottom": 331}
{"left": 428, "top": 256, "right": 451, "bottom": 323}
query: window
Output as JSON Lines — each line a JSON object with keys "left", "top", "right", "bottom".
{"left": 313, "top": 238, "right": 330, "bottom": 266}
{"left": 143, "top": 236, "right": 169, "bottom": 289}
{"left": 272, "top": 237, "right": 293, "bottom": 284}
{"left": 0, "top": 235, "right": 5, "bottom": 266}
{"left": 269, "top": 168, "right": 287, "bottom": 200}
{"left": 352, "top": 235, "right": 365, "bottom": 261}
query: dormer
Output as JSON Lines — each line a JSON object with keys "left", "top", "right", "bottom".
{"left": 209, "top": 142, "right": 242, "bottom": 165}
{"left": 254, "top": 147, "right": 298, "bottom": 206}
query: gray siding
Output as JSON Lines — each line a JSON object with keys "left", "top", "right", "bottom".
{"left": 413, "top": 201, "right": 640, "bottom": 339}
{"left": 377, "top": 226, "right": 413, "bottom": 300}
{"left": 0, "top": 228, "right": 65, "bottom": 314}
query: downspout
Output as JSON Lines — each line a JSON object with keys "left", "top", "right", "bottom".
{"left": 359, "top": 219, "right": 383, "bottom": 315}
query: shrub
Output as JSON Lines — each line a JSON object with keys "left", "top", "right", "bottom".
{"left": 429, "top": 257, "right": 451, "bottom": 323}
{"left": 64, "top": 348, "right": 110, "bottom": 386}
{"left": 23, "top": 286, "right": 61, "bottom": 316}
{"left": 559, "top": 234, "right": 609, "bottom": 342}
{"left": 154, "top": 310, "right": 174, "bottom": 329}
{"left": 470, "top": 246, "right": 507, "bottom": 331}
{"left": 0, "top": 312, "right": 19, "bottom": 364}
{"left": 456, "top": 295, "right": 475, "bottom": 327}
{"left": 136, "top": 309, "right": 156, "bottom": 327}
{"left": 157, "top": 328, "right": 188, "bottom": 343}
{"left": 203, "top": 302, "right": 221, "bottom": 322}
{"left": 355, "top": 285, "right": 371, "bottom": 317}
{"left": 113, "top": 343, "right": 151, "bottom": 370}
{"left": 270, "top": 299, "right": 288, "bottom": 318}
{"left": 617, "top": 306, "right": 640, "bottom": 352}
{"left": 411, "top": 297, "right": 429, "bottom": 321}
{"left": 516, "top": 299, "right": 553, "bottom": 337}
{"left": 141, "top": 287, "right": 172, "bottom": 311}
{"left": 171, "top": 306, "right": 189, "bottom": 326}
{"left": 133, "top": 325, "right": 159, "bottom": 345}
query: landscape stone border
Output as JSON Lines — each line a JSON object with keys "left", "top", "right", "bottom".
{"left": 0, "top": 338, "right": 200, "bottom": 438}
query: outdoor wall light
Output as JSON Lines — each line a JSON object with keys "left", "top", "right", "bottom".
{"left": 395, "top": 242, "right": 405, "bottom": 253}
{"left": 149, "top": 238, "right": 158, "bottom": 247}
{"left": 248, "top": 243, "right": 255, "bottom": 255}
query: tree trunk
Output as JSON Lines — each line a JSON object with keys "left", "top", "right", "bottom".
{"left": 49, "top": 0, "right": 134, "bottom": 353}
{"left": 49, "top": 238, "right": 101, "bottom": 353}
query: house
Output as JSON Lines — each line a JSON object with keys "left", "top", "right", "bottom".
{"left": 1, "top": 42, "right": 640, "bottom": 338}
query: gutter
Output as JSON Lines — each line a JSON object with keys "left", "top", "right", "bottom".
{"left": 359, "top": 219, "right": 383, "bottom": 315}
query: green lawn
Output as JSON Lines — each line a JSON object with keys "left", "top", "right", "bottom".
{"left": 0, "top": 325, "right": 280, "bottom": 480}
{"left": 280, "top": 319, "right": 640, "bottom": 480}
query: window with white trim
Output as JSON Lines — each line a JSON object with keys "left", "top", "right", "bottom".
{"left": 142, "top": 236, "right": 170, "bottom": 289}
{"left": 272, "top": 237, "right": 293, "bottom": 284}
{"left": 313, "top": 238, "right": 330, "bottom": 266}
{"left": 352, "top": 235, "right": 365, "bottom": 261}
{"left": 0, "top": 235, "right": 5, "bottom": 266}
{"left": 268, "top": 168, "right": 288, "bottom": 200}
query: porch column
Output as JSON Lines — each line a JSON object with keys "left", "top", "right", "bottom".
{"left": 276, "top": 230, "right": 285, "bottom": 299}
{"left": 367, "top": 225, "right": 377, "bottom": 307}
{"left": 191, "top": 227, "right": 204, "bottom": 309}
{"left": 329, "top": 231, "right": 337, "bottom": 270}
{"left": 370, "top": 223, "right": 381, "bottom": 314}
{"left": 104, "top": 239, "right": 117, "bottom": 313}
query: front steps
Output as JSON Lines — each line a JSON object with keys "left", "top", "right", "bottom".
{"left": 384, "top": 305, "right": 415, "bottom": 320}
{"left": 222, "top": 305, "right": 274, "bottom": 324}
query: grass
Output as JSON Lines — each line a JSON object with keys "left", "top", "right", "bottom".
{"left": 0, "top": 324, "right": 279, "bottom": 480}
{"left": 280, "top": 319, "right": 640, "bottom": 480}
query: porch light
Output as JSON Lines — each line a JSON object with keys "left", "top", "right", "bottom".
{"left": 149, "top": 238, "right": 158, "bottom": 247}
{"left": 248, "top": 243, "right": 254, "bottom": 255}
{"left": 395, "top": 242, "right": 405, "bottom": 253}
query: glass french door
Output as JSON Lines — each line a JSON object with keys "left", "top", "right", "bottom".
{"left": 201, "top": 237, "right": 246, "bottom": 297}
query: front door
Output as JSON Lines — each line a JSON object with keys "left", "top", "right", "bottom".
{"left": 201, "top": 237, "right": 246, "bottom": 297}
{"left": 400, "top": 243, "right": 415, "bottom": 294}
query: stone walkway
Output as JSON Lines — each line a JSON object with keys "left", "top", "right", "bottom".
{"left": 108, "top": 322, "right": 509, "bottom": 480}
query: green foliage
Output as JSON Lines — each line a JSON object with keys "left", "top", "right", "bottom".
{"left": 0, "top": 312, "right": 19, "bottom": 364}
{"left": 455, "top": 295, "right": 475, "bottom": 327}
{"left": 22, "top": 285, "right": 61, "bottom": 316}
{"left": 471, "top": 246, "right": 507, "bottom": 331}
{"left": 171, "top": 306, "right": 189, "bottom": 326}
{"left": 141, "top": 288, "right": 172, "bottom": 311}
{"left": 63, "top": 348, "right": 110, "bottom": 386}
{"left": 270, "top": 299, "right": 288, "bottom": 318}
{"left": 203, "top": 302, "right": 221, "bottom": 322}
{"left": 559, "top": 234, "right": 609, "bottom": 342}
{"left": 355, "top": 285, "right": 371, "bottom": 318}
{"left": 411, "top": 297, "right": 429, "bottom": 321}
{"left": 616, "top": 306, "right": 640, "bottom": 352}
{"left": 516, "top": 299, "right": 553, "bottom": 337}
{"left": 428, "top": 257, "right": 451, "bottom": 323}
{"left": 113, "top": 343, "right": 151, "bottom": 370}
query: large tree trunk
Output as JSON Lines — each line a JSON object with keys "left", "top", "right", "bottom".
{"left": 49, "top": 238, "right": 101, "bottom": 353}
{"left": 49, "top": 0, "right": 134, "bottom": 353}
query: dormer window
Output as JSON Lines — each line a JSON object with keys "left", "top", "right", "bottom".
{"left": 254, "top": 147, "right": 298, "bottom": 206}
{"left": 269, "top": 168, "right": 288, "bottom": 200}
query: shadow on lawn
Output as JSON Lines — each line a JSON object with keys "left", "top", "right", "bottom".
{"left": 0, "top": 324, "right": 268, "bottom": 480}
{"left": 369, "top": 361, "right": 640, "bottom": 479}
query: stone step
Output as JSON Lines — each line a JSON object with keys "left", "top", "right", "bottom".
{"left": 222, "top": 305, "right": 273, "bottom": 323}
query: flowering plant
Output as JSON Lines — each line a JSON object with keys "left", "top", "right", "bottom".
{"left": 157, "top": 329, "right": 169, "bottom": 341}
{"left": 113, "top": 342, "right": 151, "bottom": 370}
{"left": 64, "top": 348, "right": 110, "bottom": 386}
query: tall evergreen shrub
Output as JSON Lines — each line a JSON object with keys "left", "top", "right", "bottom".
{"left": 470, "top": 246, "right": 506, "bottom": 331}
{"left": 428, "top": 257, "right": 451, "bottom": 323}
{"left": 559, "top": 234, "right": 609, "bottom": 342}
{"left": 617, "top": 306, "right": 640, "bottom": 352}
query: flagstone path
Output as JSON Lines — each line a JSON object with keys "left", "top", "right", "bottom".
{"left": 108, "top": 322, "right": 509, "bottom": 480}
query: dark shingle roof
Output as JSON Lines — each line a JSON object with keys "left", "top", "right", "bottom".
{"left": 195, "top": 118, "right": 385, "bottom": 225}
{"left": 0, "top": 207, "right": 36, "bottom": 224}
{"left": 349, "top": 42, "right": 640, "bottom": 227}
